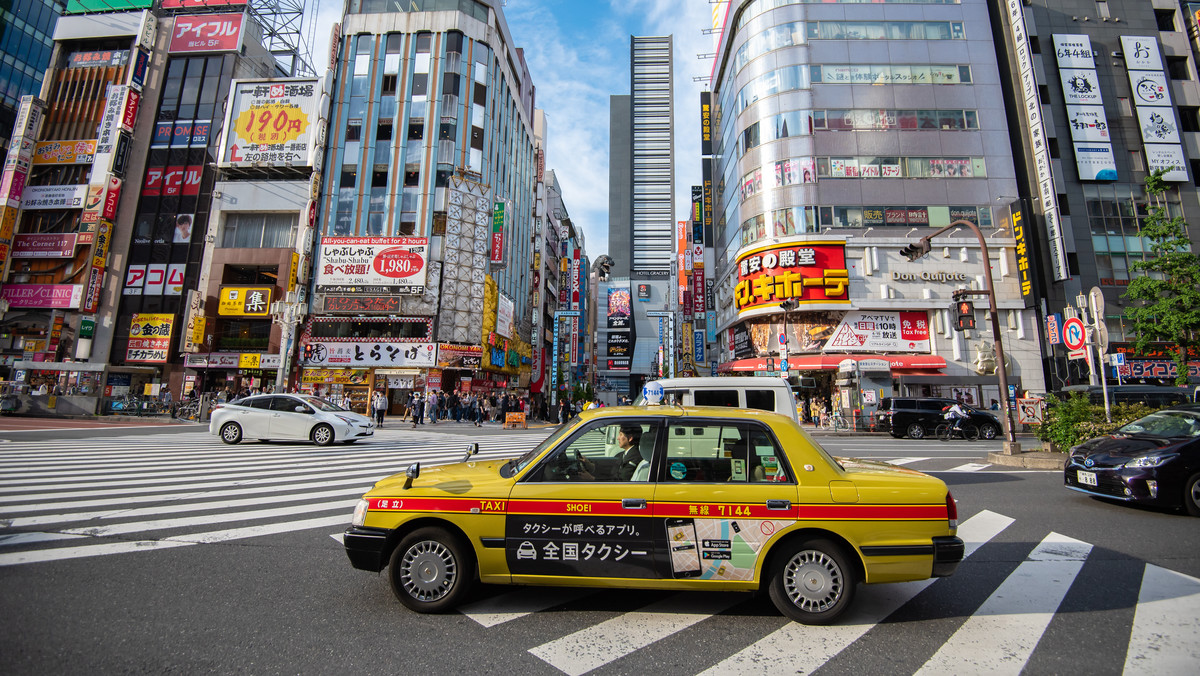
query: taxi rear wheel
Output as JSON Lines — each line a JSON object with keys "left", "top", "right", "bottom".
{"left": 768, "top": 538, "right": 857, "bottom": 625}
{"left": 389, "top": 527, "right": 474, "bottom": 613}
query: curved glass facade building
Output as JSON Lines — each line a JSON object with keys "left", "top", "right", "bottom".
{"left": 708, "top": 0, "right": 1046, "bottom": 414}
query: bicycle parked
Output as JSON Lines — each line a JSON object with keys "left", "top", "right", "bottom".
{"left": 935, "top": 421, "right": 979, "bottom": 441}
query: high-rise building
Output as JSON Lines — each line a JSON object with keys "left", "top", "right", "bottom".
{"left": 0, "top": 0, "right": 62, "bottom": 150}
{"left": 306, "top": 0, "right": 539, "bottom": 406}
{"left": 630, "top": 35, "right": 674, "bottom": 273}
{"left": 992, "top": 0, "right": 1200, "bottom": 388}
{"left": 602, "top": 36, "right": 677, "bottom": 397}
{"left": 708, "top": 0, "right": 1045, "bottom": 423}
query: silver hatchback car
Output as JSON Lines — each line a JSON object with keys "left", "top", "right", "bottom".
{"left": 209, "top": 394, "right": 375, "bottom": 445}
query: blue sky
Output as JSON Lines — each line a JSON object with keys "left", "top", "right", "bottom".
{"left": 311, "top": 0, "right": 716, "bottom": 261}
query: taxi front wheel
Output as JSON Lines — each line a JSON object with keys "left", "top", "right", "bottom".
{"left": 389, "top": 527, "right": 475, "bottom": 613}
{"left": 768, "top": 538, "right": 857, "bottom": 625}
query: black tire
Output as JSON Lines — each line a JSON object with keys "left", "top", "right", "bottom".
{"left": 388, "top": 527, "right": 475, "bottom": 613}
{"left": 935, "top": 424, "right": 951, "bottom": 442}
{"left": 960, "top": 423, "right": 979, "bottom": 442}
{"left": 1185, "top": 473, "right": 1200, "bottom": 517}
{"left": 978, "top": 423, "right": 998, "bottom": 440}
{"left": 906, "top": 422, "right": 925, "bottom": 440}
{"left": 311, "top": 423, "right": 335, "bottom": 446}
{"left": 768, "top": 538, "right": 857, "bottom": 625}
{"left": 219, "top": 421, "right": 242, "bottom": 445}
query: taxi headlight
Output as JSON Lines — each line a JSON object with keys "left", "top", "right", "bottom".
{"left": 351, "top": 498, "right": 369, "bottom": 526}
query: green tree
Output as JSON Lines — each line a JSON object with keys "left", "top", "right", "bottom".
{"left": 1122, "top": 169, "right": 1200, "bottom": 385}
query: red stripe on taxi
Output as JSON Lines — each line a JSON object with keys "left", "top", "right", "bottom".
{"left": 370, "top": 498, "right": 946, "bottom": 521}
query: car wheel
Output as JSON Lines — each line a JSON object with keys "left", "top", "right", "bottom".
{"left": 219, "top": 422, "right": 242, "bottom": 445}
{"left": 906, "top": 423, "right": 925, "bottom": 440}
{"left": 768, "top": 538, "right": 857, "bottom": 625}
{"left": 389, "top": 527, "right": 475, "bottom": 613}
{"left": 310, "top": 423, "right": 335, "bottom": 446}
{"left": 977, "top": 423, "right": 998, "bottom": 440}
{"left": 1185, "top": 473, "right": 1200, "bottom": 517}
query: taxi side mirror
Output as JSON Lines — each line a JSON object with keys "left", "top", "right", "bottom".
{"left": 460, "top": 442, "right": 479, "bottom": 463}
{"left": 403, "top": 462, "right": 421, "bottom": 490}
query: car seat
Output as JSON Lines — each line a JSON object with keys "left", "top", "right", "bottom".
{"left": 631, "top": 429, "right": 655, "bottom": 481}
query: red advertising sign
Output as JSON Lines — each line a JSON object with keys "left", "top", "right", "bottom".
{"left": 162, "top": 166, "right": 185, "bottom": 196}
{"left": 182, "top": 165, "right": 202, "bottom": 195}
{"left": 735, "top": 241, "right": 851, "bottom": 312}
{"left": 142, "top": 166, "right": 163, "bottom": 196}
{"left": 120, "top": 89, "right": 140, "bottom": 131}
{"left": 12, "top": 233, "right": 77, "bottom": 258}
{"left": 82, "top": 265, "right": 104, "bottom": 314}
{"left": 169, "top": 13, "right": 245, "bottom": 53}
{"left": 102, "top": 176, "right": 121, "bottom": 219}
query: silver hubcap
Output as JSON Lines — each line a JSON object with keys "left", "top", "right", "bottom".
{"left": 783, "top": 549, "right": 843, "bottom": 613}
{"left": 401, "top": 540, "right": 456, "bottom": 602}
{"left": 313, "top": 426, "right": 331, "bottom": 444}
{"left": 1191, "top": 480, "right": 1200, "bottom": 508}
{"left": 222, "top": 424, "right": 239, "bottom": 441}
{"left": 908, "top": 425, "right": 923, "bottom": 439}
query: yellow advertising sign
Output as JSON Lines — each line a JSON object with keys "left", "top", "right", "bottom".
{"left": 0, "top": 206, "right": 17, "bottom": 241}
{"left": 289, "top": 252, "right": 298, "bottom": 292}
{"left": 218, "top": 286, "right": 273, "bottom": 316}
{"left": 127, "top": 313, "right": 173, "bottom": 363}
{"left": 191, "top": 315, "right": 206, "bottom": 345}
{"left": 33, "top": 140, "right": 97, "bottom": 165}
{"left": 238, "top": 353, "right": 261, "bottom": 368}
{"left": 233, "top": 103, "right": 311, "bottom": 145}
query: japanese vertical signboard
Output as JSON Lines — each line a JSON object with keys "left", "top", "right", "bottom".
{"left": 127, "top": 313, "right": 173, "bottom": 363}
{"left": 1007, "top": 4, "right": 1068, "bottom": 280}
{"left": 491, "top": 201, "right": 507, "bottom": 264}
{"left": 1121, "top": 35, "right": 1188, "bottom": 181}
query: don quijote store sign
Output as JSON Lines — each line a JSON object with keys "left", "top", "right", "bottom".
{"left": 735, "top": 240, "right": 851, "bottom": 314}
{"left": 316, "top": 237, "right": 429, "bottom": 295}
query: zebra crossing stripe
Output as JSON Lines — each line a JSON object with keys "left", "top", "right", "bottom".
{"left": 886, "top": 457, "right": 930, "bottom": 466}
{"left": 528, "top": 593, "right": 742, "bottom": 676}
{"left": 945, "top": 463, "right": 990, "bottom": 472}
{"left": 915, "top": 532, "right": 1092, "bottom": 675}
{"left": 1123, "top": 564, "right": 1200, "bottom": 673}
{"left": 698, "top": 509, "right": 1014, "bottom": 675}
{"left": 58, "top": 499, "right": 357, "bottom": 538}
{"left": 0, "top": 515, "right": 351, "bottom": 566}
{"left": 459, "top": 587, "right": 598, "bottom": 628}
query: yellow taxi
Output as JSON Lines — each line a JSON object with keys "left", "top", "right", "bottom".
{"left": 344, "top": 402, "right": 963, "bottom": 625}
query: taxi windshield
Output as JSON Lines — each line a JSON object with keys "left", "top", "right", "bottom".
{"left": 506, "top": 417, "right": 579, "bottom": 476}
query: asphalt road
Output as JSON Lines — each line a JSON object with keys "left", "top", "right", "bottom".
{"left": 1, "top": 421, "right": 1196, "bottom": 675}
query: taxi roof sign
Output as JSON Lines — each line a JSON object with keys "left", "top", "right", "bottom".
{"left": 641, "top": 381, "right": 664, "bottom": 405}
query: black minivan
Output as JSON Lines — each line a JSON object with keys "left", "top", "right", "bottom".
{"left": 875, "top": 397, "right": 1001, "bottom": 440}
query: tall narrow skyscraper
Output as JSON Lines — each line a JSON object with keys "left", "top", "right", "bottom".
{"left": 630, "top": 35, "right": 674, "bottom": 273}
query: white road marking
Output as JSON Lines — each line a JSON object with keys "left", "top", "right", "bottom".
{"left": 915, "top": 532, "right": 1092, "bottom": 675}
{"left": 529, "top": 594, "right": 741, "bottom": 675}
{"left": 885, "top": 457, "right": 931, "bottom": 466}
{"left": 460, "top": 587, "right": 598, "bottom": 628}
{"left": 59, "top": 499, "right": 357, "bottom": 537}
{"left": 698, "top": 509, "right": 1015, "bottom": 675}
{"left": 1123, "top": 564, "right": 1200, "bottom": 674}
{"left": 945, "top": 463, "right": 991, "bottom": 472}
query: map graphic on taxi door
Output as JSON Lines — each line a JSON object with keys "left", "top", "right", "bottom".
{"left": 665, "top": 518, "right": 792, "bottom": 581}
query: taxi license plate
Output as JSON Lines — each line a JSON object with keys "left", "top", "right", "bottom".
{"left": 1077, "top": 470, "right": 1098, "bottom": 487}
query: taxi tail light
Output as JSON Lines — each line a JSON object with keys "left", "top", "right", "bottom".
{"left": 946, "top": 491, "right": 958, "bottom": 529}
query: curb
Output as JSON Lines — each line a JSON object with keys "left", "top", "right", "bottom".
{"left": 986, "top": 450, "right": 1066, "bottom": 470}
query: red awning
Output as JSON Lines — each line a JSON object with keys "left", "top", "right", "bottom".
{"left": 719, "top": 354, "right": 947, "bottom": 373}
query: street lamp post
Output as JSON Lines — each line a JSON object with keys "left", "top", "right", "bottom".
{"left": 901, "top": 220, "right": 1021, "bottom": 454}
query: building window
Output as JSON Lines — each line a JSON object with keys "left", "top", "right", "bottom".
{"left": 221, "top": 213, "right": 297, "bottom": 248}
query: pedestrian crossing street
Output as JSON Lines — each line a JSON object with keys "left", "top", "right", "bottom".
{"left": 2, "top": 430, "right": 1197, "bottom": 674}
{"left": 0, "top": 429, "right": 548, "bottom": 566}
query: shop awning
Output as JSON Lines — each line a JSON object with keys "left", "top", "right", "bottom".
{"left": 719, "top": 354, "right": 947, "bottom": 373}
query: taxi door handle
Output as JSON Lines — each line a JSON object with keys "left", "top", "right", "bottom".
{"left": 622, "top": 498, "right": 647, "bottom": 510}
{"left": 766, "top": 500, "right": 791, "bottom": 510}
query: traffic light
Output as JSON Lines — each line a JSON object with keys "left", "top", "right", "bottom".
{"left": 900, "top": 239, "right": 932, "bottom": 261}
{"left": 953, "top": 300, "right": 976, "bottom": 331}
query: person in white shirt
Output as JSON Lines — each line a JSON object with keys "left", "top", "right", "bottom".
{"left": 943, "top": 402, "right": 969, "bottom": 433}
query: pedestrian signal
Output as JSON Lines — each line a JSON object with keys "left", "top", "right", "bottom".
{"left": 953, "top": 300, "right": 976, "bottom": 331}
